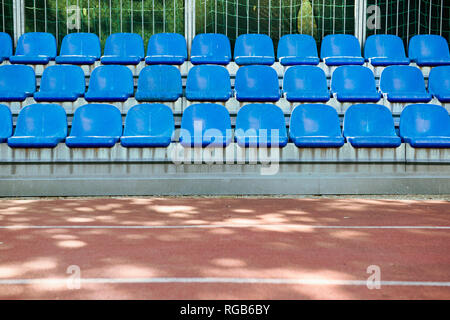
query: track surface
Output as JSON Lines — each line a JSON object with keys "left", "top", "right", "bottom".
{"left": 0, "top": 197, "right": 449, "bottom": 299}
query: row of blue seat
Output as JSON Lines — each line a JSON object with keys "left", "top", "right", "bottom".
{"left": 0, "top": 32, "right": 449, "bottom": 67}
{"left": 1, "top": 64, "right": 449, "bottom": 104}
{"left": 1, "top": 103, "right": 449, "bottom": 148}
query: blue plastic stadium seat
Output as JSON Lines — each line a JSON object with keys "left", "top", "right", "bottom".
{"left": 321, "top": 34, "right": 365, "bottom": 66}
{"left": 186, "top": 65, "right": 231, "bottom": 101}
{"left": 331, "top": 66, "right": 381, "bottom": 102}
{"left": 400, "top": 104, "right": 450, "bottom": 148}
{"left": 283, "top": 66, "right": 330, "bottom": 102}
{"left": 408, "top": 35, "right": 450, "bottom": 67}
{"left": 428, "top": 66, "right": 450, "bottom": 103}
{"left": 0, "top": 104, "right": 12, "bottom": 142}
{"left": 7, "top": 104, "right": 67, "bottom": 148}
{"left": 235, "top": 65, "right": 280, "bottom": 102}
{"left": 0, "top": 32, "right": 12, "bottom": 63}
{"left": 85, "top": 65, "right": 134, "bottom": 102}
{"left": 101, "top": 33, "right": 144, "bottom": 65}
{"left": 121, "top": 104, "right": 174, "bottom": 147}
{"left": 277, "top": 34, "right": 320, "bottom": 66}
{"left": 289, "top": 104, "right": 345, "bottom": 148}
{"left": 145, "top": 33, "right": 187, "bottom": 65}
{"left": 235, "top": 104, "right": 288, "bottom": 147}
{"left": 234, "top": 34, "right": 275, "bottom": 65}
{"left": 190, "top": 33, "right": 231, "bottom": 65}
{"left": 364, "top": 34, "right": 410, "bottom": 66}
{"left": 343, "top": 104, "right": 401, "bottom": 148}
{"left": 56, "top": 33, "right": 101, "bottom": 65}
{"left": 179, "top": 103, "right": 232, "bottom": 147}
{"left": 9, "top": 32, "right": 56, "bottom": 64}
{"left": 34, "top": 65, "right": 85, "bottom": 102}
{"left": 380, "top": 66, "right": 432, "bottom": 102}
{"left": 135, "top": 65, "right": 182, "bottom": 102}
{"left": 66, "top": 104, "right": 122, "bottom": 148}
{"left": 0, "top": 65, "right": 36, "bottom": 101}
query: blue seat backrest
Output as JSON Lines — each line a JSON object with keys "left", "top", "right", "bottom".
{"left": 0, "top": 32, "right": 12, "bottom": 59}
{"left": 70, "top": 104, "right": 122, "bottom": 137}
{"left": 235, "top": 104, "right": 287, "bottom": 139}
{"left": 14, "top": 103, "right": 67, "bottom": 137}
{"left": 0, "top": 104, "right": 12, "bottom": 140}
{"left": 147, "top": 33, "right": 187, "bottom": 59}
{"left": 428, "top": 66, "right": 450, "bottom": 96}
{"left": 190, "top": 33, "right": 231, "bottom": 64}
{"left": 331, "top": 66, "right": 377, "bottom": 94}
{"left": 123, "top": 103, "right": 174, "bottom": 137}
{"left": 59, "top": 33, "right": 101, "bottom": 58}
{"left": 234, "top": 34, "right": 275, "bottom": 63}
{"left": 283, "top": 65, "right": 328, "bottom": 93}
{"left": 180, "top": 103, "right": 232, "bottom": 147}
{"left": 0, "top": 65, "right": 36, "bottom": 94}
{"left": 321, "top": 34, "right": 362, "bottom": 59}
{"left": 137, "top": 65, "right": 182, "bottom": 100}
{"left": 290, "top": 104, "right": 342, "bottom": 138}
{"left": 409, "top": 35, "right": 450, "bottom": 61}
{"left": 104, "top": 33, "right": 145, "bottom": 58}
{"left": 380, "top": 65, "right": 427, "bottom": 94}
{"left": 186, "top": 65, "right": 231, "bottom": 101}
{"left": 343, "top": 104, "right": 397, "bottom": 137}
{"left": 235, "top": 65, "right": 280, "bottom": 101}
{"left": 364, "top": 34, "right": 408, "bottom": 61}
{"left": 15, "top": 32, "right": 57, "bottom": 57}
{"left": 39, "top": 65, "right": 85, "bottom": 95}
{"left": 277, "top": 34, "right": 319, "bottom": 63}
{"left": 400, "top": 104, "right": 450, "bottom": 138}
{"left": 89, "top": 65, "right": 134, "bottom": 95}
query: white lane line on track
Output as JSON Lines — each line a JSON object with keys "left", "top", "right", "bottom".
{"left": 0, "top": 277, "right": 450, "bottom": 287}
{"left": 0, "top": 225, "right": 449, "bottom": 230}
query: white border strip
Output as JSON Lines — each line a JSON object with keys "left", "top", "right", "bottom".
{"left": 1, "top": 277, "right": 450, "bottom": 287}
{"left": 0, "top": 225, "right": 450, "bottom": 230}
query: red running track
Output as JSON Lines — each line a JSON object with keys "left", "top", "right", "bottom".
{"left": 0, "top": 197, "right": 449, "bottom": 299}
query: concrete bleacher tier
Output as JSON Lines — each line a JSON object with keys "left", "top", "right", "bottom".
{"left": 0, "top": 31, "right": 449, "bottom": 195}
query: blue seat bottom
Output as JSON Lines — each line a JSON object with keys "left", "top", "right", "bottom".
{"left": 120, "top": 136, "right": 172, "bottom": 148}
{"left": 9, "top": 55, "right": 52, "bottom": 64}
{"left": 145, "top": 56, "right": 186, "bottom": 65}
{"left": 190, "top": 56, "right": 230, "bottom": 65}
{"left": 55, "top": 55, "right": 98, "bottom": 65}
{"left": 235, "top": 56, "right": 275, "bottom": 66}
{"left": 405, "top": 137, "right": 450, "bottom": 148}
{"left": 347, "top": 136, "right": 402, "bottom": 148}
{"left": 369, "top": 57, "right": 410, "bottom": 66}
{"left": 236, "top": 93, "right": 280, "bottom": 102}
{"left": 291, "top": 136, "right": 345, "bottom": 148}
{"left": 434, "top": 94, "right": 450, "bottom": 103}
{"left": 84, "top": 92, "right": 130, "bottom": 102}
{"left": 0, "top": 91, "right": 28, "bottom": 102}
{"left": 235, "top": 136, "right": 288, "bottom": 148}
{"left": 135, "top": 91, "right": 181, "bottom": 102}
{"left": 34, "top": 91, "right": 80, "bottom": 102}
{"left": 415, "top": 58, "right": 450, "bottom": 67}
{"left": 336, "top": 92, "right": 381, "bottom": 102}
{"left": 65, "top": 136, "right": 120, "bottom": 148}
{"left": 324, "top": 57, "right": 365, "bottom": 66}
{"left": 100, "top": 55, "right": 142, "bottom": 65}
{"left": 279, "top": 56, "right": 320, "bottom": 66}
{"left": 179, "top": 136, "right": 232, "bottom": 148}
{"left": 186, "top": 91, "right": 231, "bottom": 102}
{"left": 7, "top": 136, "right": 63, "bottom": 148}
{"left": 285, "top": 92, "right": 330, "bottom": 102}
{"left": 387, "top": 93, "right": 432, "bottom": 102}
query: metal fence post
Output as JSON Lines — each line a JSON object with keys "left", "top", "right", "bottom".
{"left": 185, "top": 0, "right": 195, "bottom": 56}
{"left": 354, "top": 0, "right": 367, "bottom": 46}
{"left": 12, "top": 0, "right": 25, "bottom": 45}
